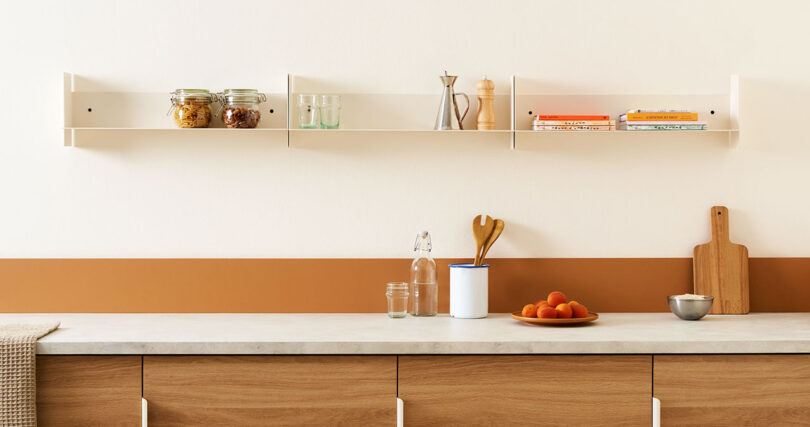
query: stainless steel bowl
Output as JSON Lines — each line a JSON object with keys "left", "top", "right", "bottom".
{"left": 668, "top": 295, "right": 714, "bottom": 320}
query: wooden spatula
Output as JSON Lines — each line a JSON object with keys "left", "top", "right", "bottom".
{"left": 479, "top": 219, "right": 504, "bottom": 266}
{"left": 472, "top": 215, "right": 495, "bottom": 266}
{"left": 693, "top": 206, "right": 750, "bottom": 314}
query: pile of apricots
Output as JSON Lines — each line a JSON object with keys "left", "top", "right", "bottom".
{"left": 521, "top": 291, "right": 589, "bottom": 319}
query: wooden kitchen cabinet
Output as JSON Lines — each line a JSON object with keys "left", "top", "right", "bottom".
{"left": 398, "top": 355, "right": 651, "bottom": 426}
{"left": 654, "top": 355, "right": 810, "bottom": 426}
{"left": 142, "top": 355, "right": 396, "bottom": 426}
{"left": 36, "top": 356, "right": 142, "bottom": 426}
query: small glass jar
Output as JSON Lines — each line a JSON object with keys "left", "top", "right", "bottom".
{"left": 298, "top": 94, "right": 320, "bottom": 129}
{"left": 169, "top": 89, "right": 214, "bottom": 128}
{"left": 385, "top": 282, "right": 409, "bottom": 318}
{"left": 218, "top": 89, "right": 266, "bottom": 128}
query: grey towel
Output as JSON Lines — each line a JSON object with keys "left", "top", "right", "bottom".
{"left": 0, "top": 323, "right": 60, "bottom": 427}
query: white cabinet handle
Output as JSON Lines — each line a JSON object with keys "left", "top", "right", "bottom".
{"left": 142, "top": 397, "right": 148, "bottom": 427}
{"left": 397, "top": 397, "right": 403, "bottom": 427}
{"left": 652, "top": 397, "right": 660, "bottom": 427}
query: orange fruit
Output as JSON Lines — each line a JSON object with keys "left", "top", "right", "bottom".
{"left": 555, "top": 303, "right": 573, "bottom": 318}
{"left": 538, "top": 306, "right": 558, "bottom": 319}
{"left": 547, "top": 291, "right": 567, "bottom": 307}
{"left": 521, "top": 304, "right": 538, "bottom": 318}
{"left": 535, "top": 300, "right": 549, "bottom": 309}
{"left": 570, "top": 302, "right": 589, "bottom": 318}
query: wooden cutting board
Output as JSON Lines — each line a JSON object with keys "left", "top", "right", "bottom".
{"left": 693, "top": 206, "right": 749, "bottom": 314}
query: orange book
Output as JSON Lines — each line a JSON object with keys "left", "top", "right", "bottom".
{"left": 535, "top": 114, "right": 610, "bottom": 121}
{"left": 622, "top": 112, "right": 698, "bottom": 121}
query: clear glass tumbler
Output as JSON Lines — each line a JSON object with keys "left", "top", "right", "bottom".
{"left": 385, "top": 282, "right": 409, "bottom": 318}
{"left": 319, "top": 95, "right": 341, "bottom": 129}
{"left": 298, "top": 94, "right": 319, "bottom": 129}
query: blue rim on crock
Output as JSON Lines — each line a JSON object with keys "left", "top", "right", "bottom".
{"left": 448, "top": 263, "right": 490, "bottom": 268}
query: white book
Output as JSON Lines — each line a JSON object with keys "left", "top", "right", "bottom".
{"left": 620, "top": 120, "right": 708, "bottom": 125}
{"left": 533, "top": 120, "right": 615, "bottom": 126}
{"left": 625, "top": 109, "right": 690, "bottom": 113}
{"left": 618, "top": 123, "right": 707, "bottom": 131}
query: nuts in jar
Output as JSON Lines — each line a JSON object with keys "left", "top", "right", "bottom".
{"left": 217, "top": 89, "right": 266, "bottom": 129}
{"left": 169, "top": 89, "right": 214, "bottom": 128}
{"left": 222, "top": 107, "right": 261, "bottom": 128}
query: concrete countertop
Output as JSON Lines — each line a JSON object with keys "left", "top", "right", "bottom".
{"left": 1, "top": 313, "right": 808, "bottom": 355}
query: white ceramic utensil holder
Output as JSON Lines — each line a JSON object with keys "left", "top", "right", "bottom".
{"left": 449, "top": 263, "right": 489, "bottom": 319}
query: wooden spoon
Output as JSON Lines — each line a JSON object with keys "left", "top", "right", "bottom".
{"left": 479, "top": 219, "right": 504, "bottom": 266}
{"left": 472, "top": 215, "right": 495, "bottom": 266}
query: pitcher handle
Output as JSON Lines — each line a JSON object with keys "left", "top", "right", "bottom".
{"left": 455, "top": 92, "right": 471, "bottom": 129}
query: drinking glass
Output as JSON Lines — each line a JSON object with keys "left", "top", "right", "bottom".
{"left": 385, "top": 282, "right": 409, "bottom": 318}
{"left": 319, "top": 95, "right": 341, "bottom": 129}
{"left": 298, "top": 94, "right": 319, "bottom": 129}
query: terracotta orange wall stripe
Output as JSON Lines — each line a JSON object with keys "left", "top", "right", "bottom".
{"left": 0, "top": 258, "right": 807, "bottom": 313}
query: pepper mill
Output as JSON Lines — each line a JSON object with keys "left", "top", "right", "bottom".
{"left": 476, "top": 76, "right": 495, "bottom": 130}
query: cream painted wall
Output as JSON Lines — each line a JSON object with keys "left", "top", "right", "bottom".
{"left": 1, "top": 0, "right": 809, "bottom": 258}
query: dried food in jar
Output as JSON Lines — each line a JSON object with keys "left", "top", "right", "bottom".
{"left": 174, "top": 102, "right": 212, "bottom": 128}
{"left": 222, "top": 107, "right": 261, "bottom": 128}
{"left": 218, "top": 89, "right": 266, "bottom": 129}
{"left": 169, "top": 89, "right": 214, "bottom": 128}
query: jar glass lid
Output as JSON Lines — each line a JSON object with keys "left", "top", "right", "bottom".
{"left": 170, "top": 89, "right": 213, "bottom": 103}
{"left": 221, "top": 89, "right": 266, "bottom": 103}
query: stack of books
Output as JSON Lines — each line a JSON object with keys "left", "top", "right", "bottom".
{"left": 617, "top": 110, "right": 707, "bottom": 131}
{"left": 532, "top": 114, "right": 615, "bottom": 131}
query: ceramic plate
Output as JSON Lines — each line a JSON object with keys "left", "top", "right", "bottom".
{"left": 511, "top": 311, "right": 599, "bottom": 325}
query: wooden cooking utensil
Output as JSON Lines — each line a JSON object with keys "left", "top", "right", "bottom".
{"left": 693, "top": 206, "right": 750, "bottom": 314}
{"left": 478, "top": 219, "right": 504, "bottom": 266}
{"left": 472, "top": 215, "right": 495, "bottom": 266}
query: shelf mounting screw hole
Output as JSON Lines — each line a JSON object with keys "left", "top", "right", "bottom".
{"left": 269, "top": 109, "right": 274, "bottom": 114}
{"left": 87, "top": 108, "right": 92, "bottom": 112}
{"left": 710, "top": 110, "right": 715, "bottom": 115}
{"left": 528, "top": 111, "right": 533, "bottom": 115}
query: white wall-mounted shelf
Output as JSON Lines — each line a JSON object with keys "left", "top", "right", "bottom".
{"left": 61, "top": 73, "right": 741, "bottom": 149}
{"left": 288, "top": 129, "right": 511, "bottom": 133}
{"left": 512, "top": 75, "right": 740, "bottom": 149}
{"left": 60, "top": 73, "right": 289, "bottom": 147}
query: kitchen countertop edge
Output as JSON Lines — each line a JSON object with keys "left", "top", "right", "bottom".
{"left": 0, "top": 313, "right": 806, "bottom": 356}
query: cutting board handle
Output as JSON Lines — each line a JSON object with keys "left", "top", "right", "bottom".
{"left": 710, "top": 206, "right": 730, "bottom": 242}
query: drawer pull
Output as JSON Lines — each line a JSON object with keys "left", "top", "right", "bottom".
{"left": 142, "top": 397, "right": 148, "bottom": 427}
{"left": 397, "top": 397, "right": 403, "bottom": 427}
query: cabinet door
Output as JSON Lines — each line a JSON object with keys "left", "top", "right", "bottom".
{"left": 36, "top": 356, "right": 142, "bottom": 426}
{"left": 143, "top": 356, "right": 395, "bottom": 426}
{"left": 654, "top": 355, "right": 810, "bottom": 426}
{"left": 398, "top": 355, "right": 651, "bottom": 426}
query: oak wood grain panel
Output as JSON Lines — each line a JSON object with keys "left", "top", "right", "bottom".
{"left": 1, "top": 258, "right": 808, "bottom": 313}
{"left": 654, "top": 355, "right": 810, "bottom": 426}
{"left": 143, "top": 356, "right": 395, "bottom": 426}
{"left": 399, "top": 355, "right": 651, "bottom": 426}
{"left": 36, "top": 356, "right": 142, "bottom": 426}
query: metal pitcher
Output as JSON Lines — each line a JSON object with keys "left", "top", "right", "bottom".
{"left": 434, "top": 71, "right": 470, "bottom": 130}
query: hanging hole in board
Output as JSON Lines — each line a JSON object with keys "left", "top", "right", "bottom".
{"left": 528, "top": 111, "right": 533, "bottom": 115}
{"left": 710, "top": 110, "right": 715, "bottom": 115}
{"left": 717, "top": 211, "right": 722, "bottom": 215}
{"left": 87, "top": 108, "right": 92, "bottom": 112}
{"left": 269, "top": 109, "right": 274, "bottom": 114}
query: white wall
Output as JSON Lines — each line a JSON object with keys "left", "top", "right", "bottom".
{"left": 1, "top": 0, "right": 809, "bottom": 258}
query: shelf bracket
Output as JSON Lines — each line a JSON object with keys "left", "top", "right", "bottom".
{"left": 510, "top": 75, "right": 516, "bottom": 150}
{"left": 729, "top": 74, "right": 740, "bottom": 147}
{"left": 61, "top": 72, "right": 75, "bottom": 147}
{"left": 286, "top": 73, "right": 291, "bottom": 148}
